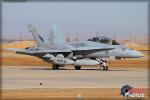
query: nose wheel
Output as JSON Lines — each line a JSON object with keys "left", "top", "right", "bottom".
{"left": 100, "top": 65, "right": 108, "bottom": 71}
{"left": 97, "top": 58, "right": 109, "bottom": 71}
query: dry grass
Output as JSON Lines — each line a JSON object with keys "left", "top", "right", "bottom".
{"left": 1, "top": 56, "right": 50, "bottom": 66}
{"left": 1, "top": 41, "right": 36, "bottom": 49}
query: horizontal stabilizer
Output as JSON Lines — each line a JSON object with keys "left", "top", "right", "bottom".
{"left": 5, "top": 48, "right": 32, "bottom": 54}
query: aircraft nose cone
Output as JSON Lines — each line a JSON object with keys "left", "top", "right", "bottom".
{"left": 135, "top": 50, "right": 144, "bottom": 58}
{"left": 130, "top": 50, "right": 144, "bottom": 58}
{"left": 137, "top": 51, "right": 144, "bottom": 57}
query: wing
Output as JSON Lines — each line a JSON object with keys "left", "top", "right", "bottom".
{"left": 5, "top": 48, "right": 71, "bottom": 55}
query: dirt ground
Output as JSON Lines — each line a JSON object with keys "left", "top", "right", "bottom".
{"left": 1, "top": 88, "right": 149, "bottom": 100}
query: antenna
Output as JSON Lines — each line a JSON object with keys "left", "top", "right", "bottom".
{"left": 66, "top": 33, "right": 70, "bottom": 42}
{"left": 13, "top": 35, "right": 16, "bottom": 47}
{"left": 20, "top": 32, "right": 21, "bottom": 48}
{"left": 145, "top": 32, "right": 147, "bottom": 48}
{"left": 76, "top": 32, "right": 79, "bottom": 42}
{"left": 129, "top": 33, "right": 132, "bottom": 48}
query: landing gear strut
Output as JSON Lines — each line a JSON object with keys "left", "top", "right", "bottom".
{"left": 52, "top": 64, "right": 59, "bottom": 70}
{"left": 97, "top": 58, "right": 109, "bottom": 71}
{"left": 75, "top": 66, "right": 81, "bottom": 70}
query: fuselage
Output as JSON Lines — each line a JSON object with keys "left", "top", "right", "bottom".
{"left": 70, "top": 44, "right": 143, "bottom": 59}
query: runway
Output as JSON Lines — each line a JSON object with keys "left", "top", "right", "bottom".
{"left": 2, "top": 66, "right": 148, "bottom": 89}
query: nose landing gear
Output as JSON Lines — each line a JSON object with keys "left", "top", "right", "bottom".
{"left": 97, "top": 58, "right": 109, "bottom": 71}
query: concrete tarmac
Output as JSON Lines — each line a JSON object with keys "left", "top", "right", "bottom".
{"left": 2, "top": 66, "right": 148, "bottom": 89}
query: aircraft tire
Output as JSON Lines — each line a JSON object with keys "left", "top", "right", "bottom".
{"left": 75, "top": 66, "right": 81, "bottom": 70}
{"left": 105, "top": 66, "right": 108, "bottom": 71}
{"left": 100, "top": 66, "right": 108, "bottom": 71}
{"left": 52, "top": 64, "right": 59, "bottom": 70}
{"left": 100, "top": 66, "right": 104, "bottom": 70}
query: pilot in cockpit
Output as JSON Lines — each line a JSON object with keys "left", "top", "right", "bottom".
{"left": 87, "top": 36, "right": 120, "bottom": 45}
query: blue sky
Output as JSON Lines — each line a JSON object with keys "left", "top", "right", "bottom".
{"left": 2, "top": 2, "right": 148, "bottom": 42}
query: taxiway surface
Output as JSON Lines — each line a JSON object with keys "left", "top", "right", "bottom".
{"left": 2, "top": 66, "right": 148, "bottom": 89}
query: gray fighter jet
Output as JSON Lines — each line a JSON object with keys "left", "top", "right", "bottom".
{"left": 6, "top": 25, "right": 143, "bottom": 71}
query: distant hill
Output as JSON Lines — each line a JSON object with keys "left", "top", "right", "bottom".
{"left": 124, "top": 42, "right": 149, "bottom": 51}
{"left": 1, "top": 41, "right": 36, "bottom": 49}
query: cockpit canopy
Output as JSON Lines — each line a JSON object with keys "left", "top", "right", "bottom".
{"left": 87, "top": 36, "right": 120, "bottom": 45}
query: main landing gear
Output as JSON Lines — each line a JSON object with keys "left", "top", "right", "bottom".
{"left": 97, "top": 58, "right": 109, "bottom": 71}
{"left": 52, "top": 64, "right": 59, "bottom": 70}
{"left": 52, "top": 64, "right": 81, "bottom": 70}
{"left": 75, "top": 66, "right": 81, "bottom": 70}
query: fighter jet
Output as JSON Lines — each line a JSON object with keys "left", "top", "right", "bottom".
{"left": 87, "top": 36, "right": 144, "bottom": 59}
{"left": 6, "top": 25, "right": 143, "bottom": 71}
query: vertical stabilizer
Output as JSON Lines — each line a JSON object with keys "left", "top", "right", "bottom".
{"left": 49, "top": 24, "right": 70, "bottom": 49}
{"left": 28, "top": 24, "right": 49, "bottom": 47}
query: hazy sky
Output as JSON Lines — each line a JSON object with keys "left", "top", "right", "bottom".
{"left": 2, "top": 2, "right": 148, "bottom": 42}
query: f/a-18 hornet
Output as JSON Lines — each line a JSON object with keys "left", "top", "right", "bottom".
{"left": 7, "top": 24, "right": 143, "bottom": 71}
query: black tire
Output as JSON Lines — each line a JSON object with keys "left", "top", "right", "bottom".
{"left": 100, "top": 66, "right": 108, "bottom": 71}
{"left": 105, "top": 66, "right": 108, "bottom": 71}
{"left": 52, "top": 64, "right": 59, "bottom": 70}
{"left": 75, "top": 66, "right": 81, "bottom": 70}
{"left": 100, "top": 66, "right": 105, "bottom": 71}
